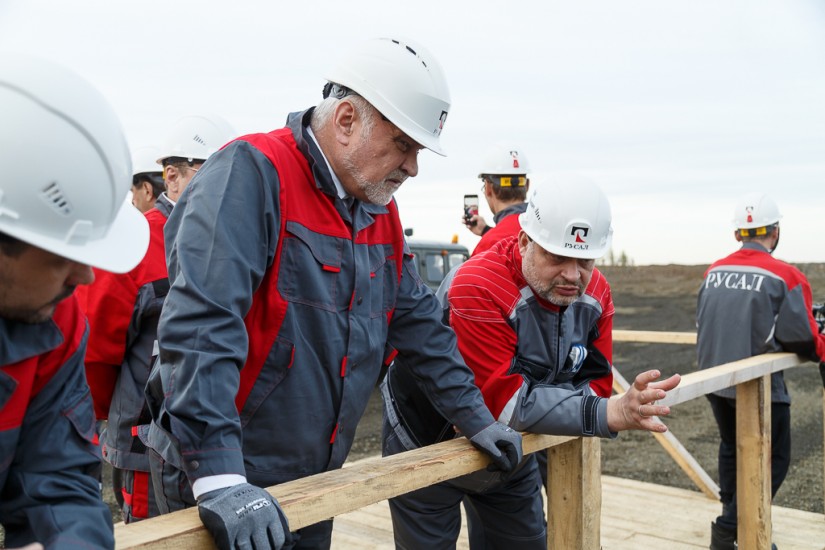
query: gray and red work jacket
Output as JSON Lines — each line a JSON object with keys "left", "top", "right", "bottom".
{"left": 387, "top": 235, "right": 615, "bottom": 447}
{"left": 76, "top": 195, "right": 172, "bottom": 469}
{"left": 143, "top": 108, "right": 495, "bottom": 490}
{"left": 697, "top": 241, "right": 825, "bottom": 402}
{"left": 0, "top": 296, "right": 114, "bottom": 549}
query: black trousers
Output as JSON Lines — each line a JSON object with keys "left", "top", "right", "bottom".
{"left": 706, "top": 394, "right": 791, "bottom": 531}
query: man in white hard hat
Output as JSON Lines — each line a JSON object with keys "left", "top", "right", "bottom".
{"left": 142, "top": 37, "right": 522, "bottom": 550}
{"left": 130, "top": 146, "right": 165, "bottom": 213}
{"left": 0, "top": 54, "right": 149, "bottom": 549}
{"left": 76, "top": 115, "right": 235, "bottom": 523}
{"left": 697, "top": 192, "right": 825, "bottom": 550}
{"left": 155, "top": 114, "right": 236, "bottom": 204}
{"left": 464, "top": 143, "right": 531, "bottom": 255}
{"left": 383, "top": 177, "right": 680, "bottom": 549}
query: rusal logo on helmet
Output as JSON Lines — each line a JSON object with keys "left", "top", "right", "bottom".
{"left": 436, "top": 110, "right": 448, "bottom": 137}
{"left": 564, "top": 224, "right": 591, "bottom": 251}
{"left": 510, "top": 150, "right": 520, "bottom": 169}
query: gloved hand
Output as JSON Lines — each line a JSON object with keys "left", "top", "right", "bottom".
{"left": 197, "top": 482, "right": 291, "bottom": 550}
{"left": 819, "top": 362, "right": 825, "bottom": 389}
{"left": 469, "top": 422, "right": 523, "bottom": 472}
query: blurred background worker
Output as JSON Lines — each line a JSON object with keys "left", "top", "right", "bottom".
{"left": 384, "top": 177, "right": 680, "bottom": 549}
{"left": 77, "top": 114, "right": 235, "bottom": 523}
{"left": 697, "top": 192, "right": 825, "bottom": 550}
{"left": 141, "top": 37, "right": 522, "bottom": 550}
{"left": 464, "top": 144, "right": 530, "bottom": 256}
{"left": 0, "top": 53, "right": 149, "bottom": 548}
{"left": 130, "top": 146, "right": 165, "bottom": 213}
{"left": 156, "top": 114, "right": 236, "bottom": 204}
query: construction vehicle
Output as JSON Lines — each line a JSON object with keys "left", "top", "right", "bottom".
{"left": 405, "top": 229, "right": 470, "bottom": 292}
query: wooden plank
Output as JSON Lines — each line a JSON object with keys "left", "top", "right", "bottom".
{"left": 736, "top": 376, "right": 772, "bottom": 550}
{"left": 548, "top": 437, "right": 601, "bottom": 549}
{"left": 612, "top": 367, "right": 720, "bottom": 500}
{"left": 613, "top": 330, "right": 697, "bottom": 344}
{"left": 116, "top": 432, "right": 574, "bottom": 548}
{"left": 658, "top": 352, "right": 805, "bottom": 407}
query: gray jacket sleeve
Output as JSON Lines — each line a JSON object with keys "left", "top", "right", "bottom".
{"left": 386, "top": 249, "right": 495, "bottom": 439}
{"left": 775, "top": 283, "right": 825, "bottom": 362}
{"left": 500, "top": 382, "right": 613, "bottom": 438}
{"left": 153, "top": 141, "right": 280, "bottom": 481}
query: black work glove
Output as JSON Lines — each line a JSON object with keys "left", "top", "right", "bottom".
{"left": 819, "top": 362, "right": 825, "bottom": 389}
{"left": 468, "top": 422, "right": 523, "bottom": 472}
{"left": 198, "top": 483, "right": 291, "bottom": 550}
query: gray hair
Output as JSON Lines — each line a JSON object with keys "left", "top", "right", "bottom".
{"left": 311, "top": 94, "right": 376, "bottom": 139}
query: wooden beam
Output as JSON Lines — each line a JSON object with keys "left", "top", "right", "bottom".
{"left": 613, "top": 330, "right": 696, "bottom": 344}
{"left": 115, "top": 432, "right": 574, "bottom": 549}
{"left": 547, "top": 437, "right": 601, "bottom": 550}
{"left": 612, "top": 367, "right": 719, "bottom": 500}
{"left": 658, "top": 352, "right": 804, "bottom": 407}
{"left": 736, "top": 376, "right": 772, "bottom": 550}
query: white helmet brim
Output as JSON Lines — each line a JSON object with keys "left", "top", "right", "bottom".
{"left": 7, "top": 197, "right": 149, "bottom": 274}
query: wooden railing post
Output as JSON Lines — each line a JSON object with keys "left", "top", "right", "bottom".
{"left": 736, "top": 375, "right": 772, "bottom": 549}
{"left": 547, "top": 437, "right": 601, "bottom": 549}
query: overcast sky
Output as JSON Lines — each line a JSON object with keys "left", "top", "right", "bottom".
{"left": 2, "top": 0, "right": 824, "bottom": 266}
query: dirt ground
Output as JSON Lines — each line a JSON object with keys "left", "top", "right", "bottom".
{"left": 350, "top": 263, "right": 825, "bottom": 515}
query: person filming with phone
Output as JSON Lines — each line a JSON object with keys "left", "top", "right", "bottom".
{"left": 463, "top": 144, "right": 530, "bottom": 256}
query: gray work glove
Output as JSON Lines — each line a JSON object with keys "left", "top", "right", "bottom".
{"left": 469, "top": 422, "right": 523, "bottom": 472}
{"left": 197, "top": 483, "right": 292, "bottom": 550}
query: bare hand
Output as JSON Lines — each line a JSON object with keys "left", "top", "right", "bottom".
{"left": 606, "top": 370, "right": 681, "bottom": 433}
{"left": 10, "top": 544, "right": 44, "bottom": 550}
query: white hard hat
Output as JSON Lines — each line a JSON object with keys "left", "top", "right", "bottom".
{"left": 479, "top": 144, "right": 531, "bottom": 177}
{"left": 733, "top": 192, "right": 782, "bottom": 230}
{"left": 156, "top": 113, "right": 236, "bottom": 164}
{"left": 325, "top": 37, "right": 451, "bottom": 156}
{"left": 519, "top": 175, "right": 613, "bottom": 260}
{"left": 0, "top": 54, "right": 149, "bottom": 273}
{"left": 132, "top": 145, "right": 163, "bottom": 177}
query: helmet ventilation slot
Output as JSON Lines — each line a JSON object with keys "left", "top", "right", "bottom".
{"left": 40, "top": 181, "right": 72, "bottom": 215}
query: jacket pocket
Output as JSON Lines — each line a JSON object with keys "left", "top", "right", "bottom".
{"left": 63, "top": 387, "right": 97, "bottom": 445}
{"left": 368, "top": 244, "right": 398, "bottom": 318}
{"left": 509, "top": 354, "right": 555, "bottom": 385}
{"left": 278, "top": 221, "right": 344, "bottom": 312}
{"left": 238, "top": 336, "right": 295, "bottom": 427}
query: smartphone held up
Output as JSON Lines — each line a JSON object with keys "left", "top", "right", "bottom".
{"left": 463, "top": 194, "right": 479, "bottom": 227}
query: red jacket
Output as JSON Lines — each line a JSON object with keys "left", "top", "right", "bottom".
{"left": 450, "top": 236, "right": 614, "bottom": 431}
{"left": 75, "top": 197, "right": 171, "bottom": 471}
{"left": 472, "top": 209, "right": 523, "bottom": 256}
